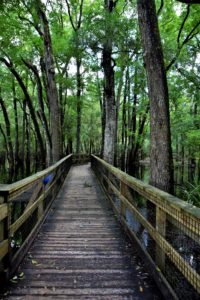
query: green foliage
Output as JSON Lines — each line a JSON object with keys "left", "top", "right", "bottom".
{"left": 0, "top": 0, "right": 199, "bottom": 204}
{"left": 179, "top": 181, "right": 200, "bottom": 206}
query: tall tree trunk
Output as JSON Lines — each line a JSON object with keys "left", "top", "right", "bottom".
{"left": 127, "top": 107, "right": 149, "bottom": 177}
{"left": 180, "top": 134, "right": 185, "bottom": 185}
{"left": 126, "top": 64, "right": 139, "bottom": 175}
{"left": 102, "top": 0, "right": 116, "bottom": 165}
{"left": 137, "top": 0, "right": 174, "bottom": 193}
{"left": 0, "top": 95, "right": 14, "bottom": 174}
{"left": 99, "top": 81, "right": 106, "bottom": 158}
{"left": 0, "top": 57, "right": 46, "bottom": 166}
{"left": 76, "top": 57, "right": 82, "bottom": 154}
{"left": 23, "top": 59, "right": 52, "bottom": 165}
{"left": 65, "top": 0, "right": 84, "bottom": 155}
{"left": 114, "top": 65, "right": 125, "bottom": 166}
{"left": 12, "top": 81, "right": 20, "bottom": 174}
{"left": 21, "top": 100, "right": 26, "bottom": 177}
{"left": 25, "top": 114, "right": 31, "bottom": 176}
{"left": 36, "top": 0, "right": 62, "bottom": 162}
{"left": 121, "top": 68, "right": 129, "bottom": 171}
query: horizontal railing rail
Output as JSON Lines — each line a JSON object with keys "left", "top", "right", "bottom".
{"left": 0, "top": 154, "right": 72, "bottom": 282}
{"left": 91, "top": 155, "right": 200, "bottom": 299}
{"left": 72, "top": 154, "right": 90, "bottom": 165}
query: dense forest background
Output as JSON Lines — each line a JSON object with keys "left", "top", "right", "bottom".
{"left": 0, "top": 0, "right": 199, "bottom": 203}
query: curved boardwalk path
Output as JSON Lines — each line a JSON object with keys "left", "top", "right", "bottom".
{"left": 3, "top": 164, "right": 162, "bottom": 300}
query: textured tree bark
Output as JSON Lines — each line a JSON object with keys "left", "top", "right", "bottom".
{"left": 25, "top": 113, "right": 31, "bottom": 176}
{"left": 137, "top": 0, "right": 174, "bottom": 193}
{"left": 102, "top": 0, "right": 116, "bottom": 165}
{"left": 36, "top": 0, "right": 62, "bottom": 163}
{"left": 121, "top": 68, "right": 129, "bottom": 171}
{"left": 76, "top": 57, "right": 82, "bottom": 154}
{"left": 56, "top": 60, "right": 69, "bottom": 154}
{"left": 65, "top": 0, "right": 84, "bottom": 155}
{"left": 126, "top": 66, "right": 138, "bottom": 173}
{"left": 114, "top": 66, "right": 125, "bottom": 166}
{"left": 21, "top": 100, "right": 26, "bottom": 177}
{"left": 97, "top": 71, "right": 106, "bottom": 158}
{"left": 12, "top": 81, "right": 20, "bottom": 174}
{"left": 0, "top": 95, "right": 14, "bottom": 174}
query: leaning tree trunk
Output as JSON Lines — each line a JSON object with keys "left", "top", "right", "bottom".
{"left": 137, "top": 0, "right": 174, "bottom": 193}
{"left": 36, "top": 0, "right": 62, "bottom": 163}
{"left": 102, "top": 0, "right": 116, "bottom": 165}
{"left": 0, "top": 57, "right": 46, "bottom": 166}
{"left": 23, "top": 59, "right": 52, "bottom": 165}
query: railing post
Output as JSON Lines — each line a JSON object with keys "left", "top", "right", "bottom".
{"left": 156, "top": 206, "right": 166, "bottom": 271}
{"left": 120, "top": 182, "right": 126, "bottom": 221}
{"left": 38, "top": 198, "right": 44, "bottom": 220}
{"left": 0, "top": 192, "right": 9, "bottom": 281}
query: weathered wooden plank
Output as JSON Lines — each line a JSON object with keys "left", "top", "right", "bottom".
{"left": 0, "top": 239, "right": 8, "bottom": 260}
{"left": 0, "top": 204, "right": 8, "bottom": 222}
{"left": 7, "top": 287, "right": 138, "bottom": 296}
{"left": 5, "top": 296, "right": 138, "bottom": 300}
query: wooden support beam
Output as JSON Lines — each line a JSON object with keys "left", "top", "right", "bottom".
{"left": 156, "top": 207, "right": 166, "bottom": 272}
{"left": 0, "top": 193, "right": 8, "bottom": 278}
{"left": 120, "top": 182, "right": 127, "bottom": 221}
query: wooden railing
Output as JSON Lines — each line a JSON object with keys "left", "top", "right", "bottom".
{"left": 91, "top": 155, "right": 200, "bottom": 299}
{"left": 0, "top": 154, "right": 72, "bottom": 282}
{"left": 72, "top": 154, "right": 90, "bottom": 165}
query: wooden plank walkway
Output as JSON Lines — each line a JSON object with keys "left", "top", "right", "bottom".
{"left": 2, "top": 164, "right": 162, "bottom": 299}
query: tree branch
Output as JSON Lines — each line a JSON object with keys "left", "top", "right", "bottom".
{"left": 176, "top": 0, "right": 200, "bottom": 4}
{"left": 157, "top": 0, "right": 164, "bottom": 16}
{"left": 166, "top": 18, "right": 200, "bottom": 71}
{"left": 78, "top": 0, "right": 84, "bottom": 29}
{"left": 18, "top": 14, "right": 43, "bottom": 36}
{"left": 182, "top": 19, "right": 200, "bottom": 45}
{"left": 177, "top": 5, "right": 190, "bottom": 45}
{"left": 176, "top": 64, "right": 200, "bottom": 89}
{"left": 65, "top": 0, "right": 77, "bottom": 32}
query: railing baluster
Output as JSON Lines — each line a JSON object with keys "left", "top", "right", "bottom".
{"left": 91, "top": 154, "right": 200, "bottom": 298}
{"left": 156, "top": 206, "right": 166, "bottom": 271}
{"left": 0, "top": 154, "right": 73, "bottom": 282}
{"left": 0, "top": 193, "right": 9, "bottom": 281}
{"left": 120, "top": 181, "right": 126, "bottom": 221}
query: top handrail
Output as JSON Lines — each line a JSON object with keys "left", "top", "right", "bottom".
{"left": 0, "top": 154, "right": 72, "bottom": 197}
{"left": 91, "top": 155, "right": 200, "bottom": 221}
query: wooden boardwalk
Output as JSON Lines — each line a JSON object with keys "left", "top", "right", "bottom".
{"left": 3, "top": 164, "right": 162, "bottom": 299}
